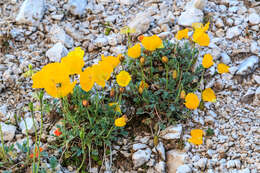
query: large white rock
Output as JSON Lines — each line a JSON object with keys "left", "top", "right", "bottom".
{"left": 132, "top": 148, "right": 152, "bottom": 168}
{"left": 236, "top": 56, "right": 259, "bottom": 75}
{"left": 0, "top": 122, "right": 16, "bottom": 141}
{"left": 160, "top": 124, "right": 182, "bottom": 140}
{"left": 167, "top": 150, "right": 187, "bottom": 173}
{"left": 248, "top": 13, "right": 260, "bottom": 25}
{"left": 178, "top": 8, "right": 204, "bottom": 27}
{"left": 156, "top": 142, "right": 166, "bottom": 160}
{"left": 16, "top": 0, "right": 45, "bottom": 25}
{"left": 133, "top": 143, "right": 148, "bottom": 151}
{"left": 67, "top": 0, "right": 87, "bottom": 16}
{"left": 128, "top": 11, "right": 154, "bottom": 35}
{"left": 176, "top": 164, "right": 192, "bottom": 173}
{"left": 19, "top": 117, "right": 39, "bottom": 135}
{"left": 46, "top": 42, "right": 68, "bottom": 62}
{"left": 50, "top": 25, "right": 74, "bottom": 48}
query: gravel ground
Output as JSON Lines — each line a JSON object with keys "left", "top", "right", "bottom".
{"left": 0, "top": 0, "right": 259, "bottom": 172}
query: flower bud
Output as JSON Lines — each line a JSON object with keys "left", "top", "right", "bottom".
{"left": 180, "top": 90, "right": 186, "bottom": 99}
{"left": 162, "top": 56, "right": 168, "bottom": 63}
{"left": 119, "top": 55, "right": 125, "bottom": 62}
{"left": 140, "top": 57, "right": 145, "bottom": 65}
{"left": 110, "top": 88, "right": 115, "bottom": 97}
{"left": 119, "top": 87, "right": 125, "bottom": 93}
{"left": 82, "top": 100, "right": 89, "bottom": 107}
{"left": 172, "top": 70, "right": 177, "bottom": 79}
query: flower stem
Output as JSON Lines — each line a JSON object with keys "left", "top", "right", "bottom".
{"left": 165, "top": 64, "right": 169, "bottom": 90}
{"left": 0, "top": 123, "right": 7, "bottom": 162}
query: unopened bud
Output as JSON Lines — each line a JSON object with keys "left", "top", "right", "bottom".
{"left": 82, "top": 100, "right": 89, "bottom": 107}
{"left": 172, "top": 70, "right": 177, "bottom": 79}
{"left": 162, "top": 56, "right": 168, "bottom": 63}
{"left": 180, "top": 90, "right": 186, "bottom": 99}
{"left": 119, "top": 87, "right": 125, "bottom": 93}
{"left": 140, "top": 57, "right": 145, "bottom": 65}
{"left": 110, "top": 88, "right": 115, "bottom": 97}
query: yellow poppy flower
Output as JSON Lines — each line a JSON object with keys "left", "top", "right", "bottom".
{"left": 217, "top": 63, "right": 229, "bottom": 74}
{"left": 202, "top": 54, "right": 214, "bottom": 68}
{"left": 192, "top": 31, "right": 210, "bottom": 47}
{"left": 188, "top": 129, "right": 204, "bottom": 145}
{"left": 109, "top": 102, "right": 121, "bottom": 114}
{"left": 192, "top": 22, "right": 210, "bottom": 32}
{"left": 61, "top": 47, "right": 85, "bottom": 75}
{"left": 141, "top": 35, "right": 163, "bottom": 51}
{"left": 127, "top": 43, "right": 141, "bottom": 59}
{"left": 92, "top": 63, "right": 113, "bottom": 88}
{"left": 45, "top": 78, "right": 76, "bottom": 98}
{"left": 202, "top": 88, "right": 216, "bottom": 102}
{"left": 184, "top": 93, "right": 200, "bottom": 110}
{"left": 80, "top": 67, "right": 94, "bottom": 92}
{"left": 32, "top": 69, "right": 48, "bottom": 89}
{"left": 175, "top": 28, "right": 189, "bottom": 40}
{"left": 115, "top": 116, "right": 126, "bottom": 127}
{"left": 101, "top": 54, "right": 121, "bottom": 69}
{"left": 116, "top": 71, "right": 131, "bottom": 87}
{"left": 138, "top": 80, "right": 149, "bottom": 94}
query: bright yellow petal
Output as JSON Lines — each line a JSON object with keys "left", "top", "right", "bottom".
{"left": 217, "top": 63, "right": 229, "bottom": 74}
{"left": 202, "top": 88, "right": 216, "bottom": 102}
{"left": 80, "top": 67, "right": 94, "bottom": 92}
{"left": 184, "top": 93, "right": 200, "bottom": 110}
{"left": 202, "top": 54, "right": 214, "bottom": 68}
{"left": 190, "top": 129, "right": 204, "bottom": 138}
{"left": 127, "top": 43, "right": 141, "bottom": 59}
{"left": 175, "top": 28, "right": 189, "bottom": 40}
{"left": 141, "top": 35, "right": 163, "bottom": 51}
{"left": 115, "top": 117, "right": 126, "bottom": 127}
{"left": 116, "top": 71, "right": 131, "bottom": 87}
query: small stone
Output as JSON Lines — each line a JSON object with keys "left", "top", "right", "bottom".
{"left": 67, "top": 0, "right": 87, "bottom": 16}
{"left": 248, "top": 13, "right": 260, "bottom": 25}
{"left": 178, "top": 8, "right": 203, "bottom": 27}
{"left": 156, "top": 142, "right": 166, "bottom": 160}
{"left": 116, "top": 0, "right": 137, "bottom": 5}
{"left": 107, "top": 34, "right": 118, "bottom": 46}
{"left": 0, "top": 122, "right": 16, "bottom": 141}
{"left": 50, "top": 25, "right": 74, "bottom": 48}
{"left": 226, "top": 160, "right": 236, "bottom": 168}
{"left": 205, "top": 116, "right": 215, "bottom": 124}
{"left": 16, "top": 0, "right": 45, "bottom": 25}
{"left": 155, "top": 161, "right": 166, "bottom": 173}
{"left": 94, "top": 36, "right": 108, "bottom": 47}
{"left": 46, "top": 42, "right": 68, "bottom": 62}
{"left": 226, "top": 26, "right": 241, "bottom": 39}
{"left": 241, "top": 88, "right": 255, "bottom": 103}
{"left": 160, "top": 124, "right": 182, "bottom": 140}
{"left": 133, "top": 143, "right": 148, "bottom": 151}
{"left": 0, "top": 105, "right": 8, "bottom": 118}
{"left": 250, "top": 41, "right": 260, "bottom": 54}
{"left": 215, "top": 18, "right": 224, "bottom": 28}
{"left": 128, "top": 11, "right": 153, "bottom": 35}
{"left": 236, "top": 56, "right": 259, "bottom": 75}
{"left": 255, "top": 87, "right": 260, "bottom": 100}
{"left": 220, "top": 52, "right": 231, "bottom": 64}
{"left": 19, "top": 117, "right": 38, "bottom": 134}
{"left": 176, "top": 164, "right": 192, "bottom": 173}
{"left": 226, "top": 18, "right": 233, "bottom": 26}
{"left": 167, "top": 150, "right": 187, "bottom": 173}
{"left": 192, "top": 0, "right": 207, "bottom": 10}
{"left": 195, "top": 158, "right": 207, "bottom": 170}
{"left": 132, "top": 148, "right": 152, "bottom": 168}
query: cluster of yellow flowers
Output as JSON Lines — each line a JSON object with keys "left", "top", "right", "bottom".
{"left": 32, "top": 47, "right": 131, "bottom": 98}
{"left": 127, "top": 35, "right": 163, "bottom": 58}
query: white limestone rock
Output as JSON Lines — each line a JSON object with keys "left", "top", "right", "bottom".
{"left": 16, "top": 0, "right": 45, "bottom": 25}
{"left": 132, "top": 143, "right": 148, "bottom": 151}
{"left": 176, "top": 164, "right": 192, "bottom": 173}
{"left": 178, "top": 8, "right": 204, "bottom": 27}
{"left": 226, "top": 26, "right": 242, "bottom": 39}
{"left": 156, "top": 142, "right": 166, "bottom": 160}
{"left": 50, "top": 25, "right": 74, "bottom": 48}
{"left": 0, "top": 122, "right": 16, "bottom": 141}
{"left": 46, "top": 42, "right": 68, "bottom": 62}
{"left": 248, "top": 13, "right": 260, "bottom": 25}
{"left": 67, "top": 0, "right": 87, "bottom": 16}
{"left": 132, "top": 148, "right": 152, "bottom": 168}
{"left": 236, "top": 56, "right": 259, "bottom": 75}
{"left": 160, "top": 124, "right": 182, "bottom": 140}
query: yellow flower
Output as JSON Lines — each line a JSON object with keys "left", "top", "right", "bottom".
{"left": 45, "top": 79, "right": 76, "bottom": 98}
{"left": 115, "top": 116, "right": 127, "bottom": 127}
{"left": 192, "top": 22, "right": 210, "bottom": 47}
{"left": 188, "top": 129, "right": 204, "bottom": 145}
{"left": 184, "top": 93, "right": 200, "bottom": 110}
{"left": 127, "top": 43, "right": 141, "bottom": 59}
{"left": 61, "top": 47, "right": 85, "bottom": 75}
{"left": 109, "top": 102, "right": 121, "bottom": 114}
{"left": 193, "top": 31, "right": 210, "bottom": 47}
{"left": 202, "top": 88, "right": 216, "bottom": 102}
{"left": 80, "top": 67, "right": 94, "bottom": 92}
{"left": 101, "top": 54, "right": 121, "bottom": 69}
{"left": 141, "top": 35, "right": 163, "bottom": 51}
{"left": 32, "top": 69, "right": 48, "bottom": 89}
{"left": 175, "top": 28, "right": 189, "bottom": 40}
{"left": 202, "top": 54, "right": 214, "bottom": 68}
{"left": 172, "top": 70, "right": 177, "bottom": 79}
{"left": 116, "top": 71, "right": 131, "bottom": 87}
{"left": 138, "top": 80, "right": 149, "bottom": 94}
{"left": 217, "top": 63, "right": 229, "bottom": 74}
{"left": 92, "top": 63, "right": 113, "bottom": 88}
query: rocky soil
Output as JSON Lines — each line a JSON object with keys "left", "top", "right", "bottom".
{"left": 0, "top": 0, "right": 259, "bottom": 172}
